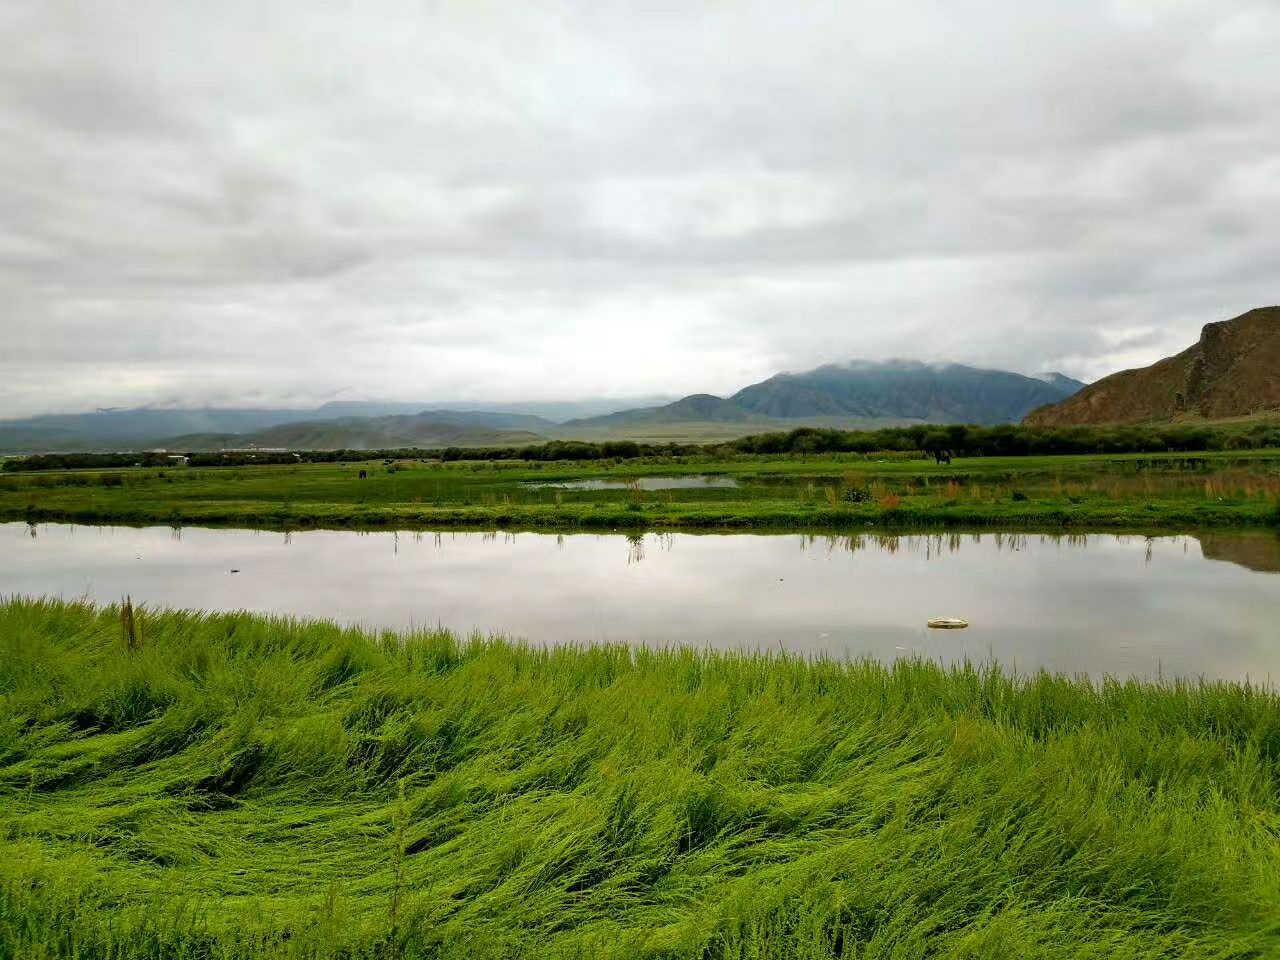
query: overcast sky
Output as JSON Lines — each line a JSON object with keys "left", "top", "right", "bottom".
{"left": 2, "top": 0, "right": 1277, "bottom": 417}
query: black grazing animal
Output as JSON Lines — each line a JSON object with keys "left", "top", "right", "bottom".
{"left": 358, "top": 470, "right": 368, "bottom": 480}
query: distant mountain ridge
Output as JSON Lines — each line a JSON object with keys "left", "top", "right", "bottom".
{"left": 1026, "top": 307, "right": 1280, "bottom": 426}
{"left": 567, "top": 394, "right": 762, "bottom": 428}
{"left": 0, "top": 398, "right": 666, "bottom": 453}
{"left": 0, "top": 363, "right": 1090, "bottom": 454}
{"left": 167, "top": 413, "right": 546, "bottom": 451}
{"left": 568, "top": 361, "right": 1086, "bottom": 429}
{"left": 1035, "top": 372, "right": 1087, "bottom": 393}
{"left": 311, "top": 397, "right": 676, "bottom": 423}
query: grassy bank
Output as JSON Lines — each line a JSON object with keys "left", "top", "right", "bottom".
{"left": 2, "top": 451, "right": 1280, "bottom": 532}
{"left": 2, "top": 600, "right": 1279, "bottom": 958}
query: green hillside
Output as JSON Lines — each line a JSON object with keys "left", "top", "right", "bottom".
{"left": 568, "top": 362, "right": 1085, "bottom": 431}
{"left": 734, "top": 362, "right": 1084, "bottom": 422}
{"left": 165, "top": 414, "right": 547, "bottom": 451}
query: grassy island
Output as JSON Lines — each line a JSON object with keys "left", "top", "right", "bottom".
{"left": 3, "top": 450, "right": 1280, "bottom": 533}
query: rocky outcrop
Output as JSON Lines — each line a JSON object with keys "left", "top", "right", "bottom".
{"left": 1025, "top": 307, "right": 1280, "bottom": 426}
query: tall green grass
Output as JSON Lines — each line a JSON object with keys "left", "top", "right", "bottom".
{"left": 2, "top": 598, "right": 1278, "bottom": 958}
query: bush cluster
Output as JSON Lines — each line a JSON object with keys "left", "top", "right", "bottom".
{"left": 728, "top": 422, "right": 1280, "bottom": 457}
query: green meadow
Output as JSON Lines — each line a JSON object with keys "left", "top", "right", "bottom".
{"left": 3, "top": 449, "right": 1280, "bottom": 531}
{"left": 2, "top": 598, "right": 1279, "bottom": 959}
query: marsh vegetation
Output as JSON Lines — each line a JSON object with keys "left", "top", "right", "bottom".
{"left": 3, "top": 449, "right": 1279, "bottom": 531}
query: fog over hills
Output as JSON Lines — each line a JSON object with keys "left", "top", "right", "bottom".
{"left": 569, "top": 362, "right": 1086, "bottom": 431}
{"left": 3, "top": 3, "right": 1275, "bottom": 426}
{"left": 0, "top": 362, "right": 1089, "bottom": 452}
{"left": 0, "top": 398, "right": 671, "bottom": 453}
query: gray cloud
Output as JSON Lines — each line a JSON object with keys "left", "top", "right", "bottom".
{"left": 1, "top": 0, "right": 1277, "bottom": 415}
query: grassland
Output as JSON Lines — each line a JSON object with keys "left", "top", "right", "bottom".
{"left": 3, "top": 450, "right": 1280, "bottom": 532}
{"left": 3, "top": 598, "right": 1279, "bottom": 958}
{"left": 550, "top": 416, "right": 921, "bottom": 445}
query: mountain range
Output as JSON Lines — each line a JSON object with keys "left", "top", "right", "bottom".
{"left": 1026, "top": 307, "right": 1280, "bottom": 426}
{"left": 8, "top": 304, "right": 1277, "bottom": 453}
{"left": 0, "top": 362, "right": 1086, "bottom": 453}
{"left": 164, "top": 414, "right": 548, "bottom": 452}
{"left": 0, "top": 400, "right": 655, "bottom": 453}
{"left": 566, "top": 362, "right": 1085, "bottom": 430}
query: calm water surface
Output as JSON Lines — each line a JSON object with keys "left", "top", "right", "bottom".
{"left": 525, "top": 475, "right": 740, "bottom": 490}
{"left": 4, "top": 522, "right": 1279, "bottom": 681}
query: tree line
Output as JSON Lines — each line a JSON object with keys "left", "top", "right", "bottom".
{"left": 727, "top": 422, "right": 1280, "bottom": 456}
{"left": 4, "top": 422, "right": 1279, "bottom": 472}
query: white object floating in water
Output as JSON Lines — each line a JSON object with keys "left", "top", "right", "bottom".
{"left": 927, "top": 617, "right": 969, "bottom": 630}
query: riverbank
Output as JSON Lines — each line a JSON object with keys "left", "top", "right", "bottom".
{"left": 8, "top": 495, "right": 1280, "bottom": 531}
{"left": 2, "top": 599, "right": 1278, "bottom": 958}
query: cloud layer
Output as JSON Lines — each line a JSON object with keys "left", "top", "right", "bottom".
{"left": 2, "top": 0, "right": 1277, "bottom": 415}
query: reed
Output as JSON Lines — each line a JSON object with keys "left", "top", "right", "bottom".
{"left": 119, "top": 595, "right": 142, "bottom": 651}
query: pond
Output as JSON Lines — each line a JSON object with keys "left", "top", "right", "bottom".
{"left": 4, "top": 522, "right": 1279, "bottom": 681}
{"left": 524, "top": 475, "right": 741, "bottom": 490}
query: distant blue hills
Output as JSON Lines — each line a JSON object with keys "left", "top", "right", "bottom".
{"left": 0, "top": 362, "right": 1086, "bottom": 452}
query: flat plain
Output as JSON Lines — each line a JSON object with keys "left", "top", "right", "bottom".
{"left": 4, "top": 449, "right": 1280, "bottom": 531}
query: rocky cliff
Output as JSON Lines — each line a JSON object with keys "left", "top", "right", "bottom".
{"left": 1025, "top": 307, "right": 1280, "bottom": 426}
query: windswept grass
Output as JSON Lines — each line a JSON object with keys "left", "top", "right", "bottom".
{"left": 2, "top": 598, "right": 1279, "bottom": 958}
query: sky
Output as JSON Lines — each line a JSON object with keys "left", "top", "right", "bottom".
{"left": 1, "top": 0, "right": 1278, "bottom": 418}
